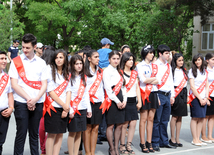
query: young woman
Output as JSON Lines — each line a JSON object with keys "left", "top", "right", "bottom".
{"left": 136, "top": 45, "right": 159, "bottom": 153}
{"left": 188, "top": 53, "right": 209, "bottom": 146}
{"left": 119, "top": 52, "right": 142, "bottom": 154}
{"left": 67, "top": 54, "right": 92, "bottom": 155}
{"left": 121, "top": 45, "right": 131, "bottom": 54}
{"left": 169, "top": 53, "right": 188, "bottom": 147}
{"left": 44, "top": 49, "right": 71, "bottom": 155}
{"left": 101, "top": 50, "right": 126, "bottom": 155}
{"left": 83, "top": 50, "right": 104, "bottom": 155}
{"left": 201, "top": 53, "right": 214, "bottom": 143}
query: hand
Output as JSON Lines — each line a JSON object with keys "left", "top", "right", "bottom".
{"left": 136, "top": 102, "right": 142, "bottom": 111}
{"left": 27, "top": 105, "right": 35, "bottom": 111}
{"left": 1, "top": 108, "right": 13, "bottom": 117}
{"left": 27, "top": 98, "right": 38, "bottom": 109}
{"left": 69, "top": 113, "right": 74, "bottom": 119}
{"left": 170, "top": 97, "right": 175, "bottom": 105}
{"left": 121, "top": 101, "right": 127, "bottom": 109}
{"left": 207, "top": 100, "right": 211, "bottom": 106}
{"left": 158, "top": 99, "right": 161, "bottom": 106}
{"left": 62, "top": 104, "right": 69, "bottom": 113}
{"left": 61, "top": 111, "right": 68, "bottom": 118}
{"left": 87, "top": 112, "right": 92, "bottom": 118}
{"left": 117, "top": 102, "right": 123, "bottom": 109}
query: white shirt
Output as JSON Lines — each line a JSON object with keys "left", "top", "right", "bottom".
{"left": 207, "top": 67, "right": 214, "bottom": 97}
{"left": 69, "top": 75, "right": 91, "bottom": 114}
{"left": 155, "top": 59, "right": 175, "bottom": 97}
{"left": 47, "top": 68, "right": 72, "bottom": 108}
{"left": 188, "top": 68, "right": 207, "bottom": 99}
{"left": 103, "top": 64, "right": 127, "bottom": 104}
{"left": 0, "top": 71, "right": 13, "bottom": 111}
{"left": 173, "top": 68, "right": 187, "bottom": 88}
{"left": 136, "top": 60, "right": 159, "bottom": 92}
{"left": 123, "top": 72, "right": 137, "bottom": 97}
{"left": 86, "top": 67, "right": 104, "bottom": 103}
{"left": 9, "top": 53, "right": 48, "bottom": 103}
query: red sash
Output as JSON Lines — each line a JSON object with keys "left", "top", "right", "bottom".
{"left": 100, "top": 74, "right": 123, "bottom": 114}
{"left": 174, "top": 72, "right": 188, "bottom": 98}
{"left": 70, "top": 76, "right": 87, "bottom": 116}
{"left": 157, "top": 63, "right": 170, "bottom": 89}
{"left": 140, "top": 64, "right": 158, "bottom": 105}
{"left": 125, "top": 70, "right": 138, "bottom": 93}
{"left": 89, "top": 69, "right": 103, "bottom": 104}
{"left": 13, "top": 56, "right": 41, "bottom": 90}
{"left": 43, "top": 74, "right": 71, "bottom": 117}
{"left": 187, "top": 70, "right": 208, "bottom": 106}
{"left": 0, "top": 73, "right": 9, "bottom": 96}
{"left": 208, "top": 80, "right": 214, "bottom": 101}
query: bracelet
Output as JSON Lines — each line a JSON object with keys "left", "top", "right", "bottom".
{"left": 9, "top": 107, "right": 14, "bottom": 110}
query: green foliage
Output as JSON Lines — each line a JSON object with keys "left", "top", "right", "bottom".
{"left": 0, "top": 5, "right": 24, "bottom": 52}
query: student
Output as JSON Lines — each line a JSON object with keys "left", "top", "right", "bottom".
{"left": 83, "top": 50, "right": 104, "bottom": 155}
{"left": 44, "top": 49, "right": 71, "bottom": 155}
{"left": 67, "top": 54, "right": 92, "bottom": 155}
{"left": 136, "top": 45, "right": 159, "bottom": 153}
{"left": 120, "top": 52, "right": 141, "bottom": 154}
{"left": 169, "top": 53, "right": 188, "bottom": 147}
{"left": 152, "top": 45, "right": 175, "bottom": 151}
{"left": 101, "top": 50, "right": 126, "bottom": 155}
{"left": 8, "top": 33, "right": 48, "bottom": 155}
{"left": 188, "top": 53, "right": 209, "bottom": 146}
{"left": 120, "top": 45, "right": 131, "bottom": 54}
{"left": 201, "top": 53, "right": 214, "bottom": 143}
{"left": 0, "top": 51, "right": 14, "bottom": 155}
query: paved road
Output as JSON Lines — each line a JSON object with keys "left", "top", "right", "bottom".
{"left": 3, "top": 109, "right": 214, "bottom": 155}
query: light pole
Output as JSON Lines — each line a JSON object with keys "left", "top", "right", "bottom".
{"left": 10, "top": 0, "right": 13, "bottom": 45}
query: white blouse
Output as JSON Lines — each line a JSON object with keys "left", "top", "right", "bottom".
{"left": 188, "top": 68, "right": 207, "bottom": 98}
{"left": 69, "top": 75, "right": 91, "bottom": 114}
{"left": 123, "top": 72, "right": 137, "bottom": 97}
{"left": 207, "top": 67, "right": 214, "bottom": 97}
{"left": 103, "top": 64, "right": 127, "bottom": 104}
{"left": 0, "top": 71, "right": 13, "bottom": 111}
{"left": 173, "top": 68, "right": 187, "bottom": 88}
{"left": 47, "top": 68, "right": 71, "bottom": 108}
{"left": 136, "top": 60, "right": 158, "bottom": 92}
{"left": 86, "top": 67, "right": 104, "bottom": 103}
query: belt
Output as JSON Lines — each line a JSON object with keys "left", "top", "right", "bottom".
{"left": 158, "top": 91, "right": 171, "bottom": 96}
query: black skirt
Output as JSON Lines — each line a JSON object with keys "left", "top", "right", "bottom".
{"left": 206, "top": 97, "right": 214, "bottom": 116}
{"left": 171, "top": 87, "right": 188, "bottom": 117}
{"left": 68, "top": 109, "right": 87, "bottom": 132}
{"left": 190, "top": 98, "right": 207, "bottom": 118}
{"left": 105, "top": 88, "right": 125, "bottom": 125}
{"left": 87, "top": 102, "right": 102, "bottom": 125}
{"left": 141, "top": 92, "right": 159, "bottom": 110}
{"left": 44, "top": 107, "right": 68, "bottom": 133}
{"left": 124, "top": 97, "right": 139, "bottom": 121}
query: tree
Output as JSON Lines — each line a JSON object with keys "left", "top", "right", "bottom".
{"left": 0, "top": 4, "right": 24, "bottom": 52}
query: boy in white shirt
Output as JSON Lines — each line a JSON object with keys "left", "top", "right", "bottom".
{"left": 9, "top": 33, "right": 47, "bottom": 155}
{"left": 0, "top": 51, "right": 13, "bottom": 155}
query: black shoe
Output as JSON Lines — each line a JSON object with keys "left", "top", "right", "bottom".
{"left": 139, "top": 143, "right": 149, "bottom": 153}
{"left": 145, "top": 141, "right": 155, "bottom": 153}
{"left": 169, "top": 139, "right": 177, "bottom": 147}
{"left": 177, "top": 143, "right": 183, "bottom": 147}
{"left": 161, "top": 144, "right": 176, "bottom": 149}
{"left": 97, "top": 138, "right": 103, "bottom": 145}
{"left": 99, "top": 137, "right": 108, "bottom": 141}
{"left": 153, "top": 146, "right": 160, "bottom": 152}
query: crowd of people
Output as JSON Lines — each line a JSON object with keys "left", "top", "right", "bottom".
{"left": 0, "top": 33, "right": 214, "bottom": 155}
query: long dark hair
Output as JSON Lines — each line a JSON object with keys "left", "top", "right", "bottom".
{"left": 109, "top": 50, "right": 125, "bottom": 85}
{"left": 41, "top": 48, "right": 55, "bottom": 65}
{"left": 84, "top": 49, "right": 101, "bottom": 77}
{"left": 141, "top": 45, "right": 155, "bottom": 60}
{"left": 191, "top": 53, "right": 206, "bottom": 78}
{"left": 120, "top": 52, "right": 136, "bottom": 71}
{"left": 50, "top": 49, "right": 69, "bottom": 82}
{"left": 69, "top": 54, "right": 86, "bottom": 86}
{"left": 171, "top": 53, "right": 187, "bottom": 78}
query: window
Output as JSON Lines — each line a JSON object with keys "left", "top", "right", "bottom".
{"left": 202, "top": 23, "right": 214, "bottom": 50}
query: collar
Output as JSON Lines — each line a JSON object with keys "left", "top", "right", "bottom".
{"left": 109, "top": 64, "right": 117, "bottom": 70}
{"left": 207, "top": 67, "right": 214, "bottom": 72}
{"left": 90, "top": 66, "right": 98, "bottom": 75}
{"left": 140, "top": 60, "right": 151, "bottom": 66}
{"left": 0, "top": 70, "right": 5, "bottom": 79}
{"left": 21, "top": 53, "right": 37, "bottom": 62}
{"left": 157, "top": 59, "right": 168, "bottom": 66}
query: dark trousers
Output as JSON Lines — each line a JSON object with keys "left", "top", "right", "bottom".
{"left": 98, "top": 114, "right": 107, "bottom": 139}
{"left": 152, "top": 93, "right": 171, "bottom": 147}
{"left": 13, "top": 101, "right": 43, "bottom": 155}
{"left": 0, "top": 112, "right": 10, "bottom": 155}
